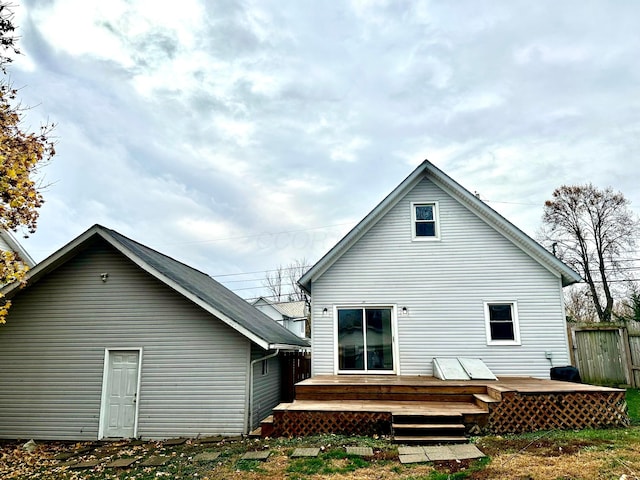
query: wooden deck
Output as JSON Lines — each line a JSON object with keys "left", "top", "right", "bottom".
{"left": 267, "top": 375, "right": 629, "bottom": 441}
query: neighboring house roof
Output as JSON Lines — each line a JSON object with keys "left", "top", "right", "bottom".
{"left": 1, "top": 225, "right": 309, "bottom": 350}
{"left": 0, "top": 230, "right": 36, "bottom": 267}
{"left": 274, "top": 300, "right": 307, "bottom": 319}
{"left": 299, "top": 160, "right": 581, "bottom": 292}
{"left": 253, "top": 297, "right": 307, "bottom": 319}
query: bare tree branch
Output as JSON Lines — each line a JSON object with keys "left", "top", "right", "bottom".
{"left": 541, "top": 184, "right": 640, "bottom": 322}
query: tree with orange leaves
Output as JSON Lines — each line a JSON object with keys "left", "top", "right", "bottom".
{"left": 1, "top": 2, "right": 55, "bottom": 323}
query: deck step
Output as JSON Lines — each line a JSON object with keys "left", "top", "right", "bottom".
{"left": 393, "top": 435, "right": 469, "bottom": 445}
{"left": 392, "top": 411, "right": 469, "bottom": 445}
{"left": 474, "top": 393, "right": 500, "bottom": 403}
{"left": 392, "top": 423, "right": 466, "bottom": 431}
{"left": 258, "top": 415, "right": 274, "bottom": 438}
{"left": 392, "top": 413, "right": 463, "bottom": 424}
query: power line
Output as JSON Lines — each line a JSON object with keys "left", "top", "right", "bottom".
{"left": 154, "top": 223, "right": 353, "bottom": 247}
{"left": 483, "top": 199, "right": 541, "bottom": 206}
{"left": 212, "top": 264, "right": 312, "bottom": 279}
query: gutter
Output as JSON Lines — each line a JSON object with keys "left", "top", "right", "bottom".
{"left": 248, "top": 349, "right": 280, "bottom": 434}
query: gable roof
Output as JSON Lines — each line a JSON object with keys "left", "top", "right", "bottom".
{"left": 299, "top": 160, "right": 581, "bottom": 291}
{"left": 252, "top": 297, "right": 307, "bottom": 319}
{"left": 0, "top": 230, "right": 36, "bottom": 267}
{"left": 1, "top": 225, "right": 309, "bottom": 350}
{"left": 273, "top": 300, "right": 307, "bottom": 319}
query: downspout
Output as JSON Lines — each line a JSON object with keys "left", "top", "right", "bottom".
{"left": 248, "top": 348, "right": 280, "bottom": 434}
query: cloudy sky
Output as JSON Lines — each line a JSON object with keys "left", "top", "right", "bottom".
{"left": 8, "top": 0, "right": 640, "bottom": 299}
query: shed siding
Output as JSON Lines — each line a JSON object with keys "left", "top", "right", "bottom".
{"left": 250, "top": 345, "right": 282, "bottom": 430}
{"left": 311, "top": 177, "right": 569, "bottom": 378}
{"left": 0, "top": 240, "right": 250, "bottom": 440}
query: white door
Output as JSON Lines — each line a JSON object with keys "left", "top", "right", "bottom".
{"left": 103, "top": 350, "right": 140, "bottom": 438}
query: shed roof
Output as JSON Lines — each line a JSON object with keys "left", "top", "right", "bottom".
{"left": 2, "top": 225, "right": 309, "bottom": 350}
{"left": 299, "top": 160, "right": 581, "bottom": 292}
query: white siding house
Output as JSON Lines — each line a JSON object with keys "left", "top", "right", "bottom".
{"left": 299, "top": 160, "right": 580, "bottom": 379}
{"left": 0, "top": 225, "right": 308, "bottom": 441}
{"left": 253, "top": 297, "right": 308, "bottom": 339}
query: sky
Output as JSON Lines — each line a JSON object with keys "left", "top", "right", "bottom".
{"left": 6, "top": 0, "right": 640, "bottom": 300}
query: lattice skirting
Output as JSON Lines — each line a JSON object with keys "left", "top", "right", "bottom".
{"left": 272, "top": 411, "right": 392, "bottom": 437}
{"left": 487, "top": 391, "right": 629, "bottom": 434}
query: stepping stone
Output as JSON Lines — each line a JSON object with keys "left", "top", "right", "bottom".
{"left": 195, "top": 436, "right": 224, "bottom": 444}
{"left": 73, "top": 446, "right": 95, "bottom": 454}
{"left": 423, "top": 445, "right": 454, "bottom": 461}
{"left": 224, "top": 436, "right": 244, "bottom": 442}
{"left": 105, "top": 457, "right": 139, "bottom": 468}
{"left": 449, "top": 444, "right": 485, "bottom": 460}
{"left": 193, "top": 452, "right": 221, "bottom": 462}
{"left": 399, "top": 453, "right": 430, "bottom": 464}
{"left": 55, "top": 452, "right": 78, "bottom": 461}
{"left": 346, "top": 446, "right": 374, "bottom": 457}
{"left": 140, "top": 455, "right": 171, "bottom": 467}
{"left": 163, "top": 438, "right": 187, "bottom": 446}
{"left": 68, "top": 459, "right": 102, "bottom": 469}
{"left": 398, "top": 446, "right": 425, "bottom": 455}
{"left": 241, "top": 451, "right": 270, "bottom": 461}
{"left": 291, "top": 447, "right": 320, "bottom": 458}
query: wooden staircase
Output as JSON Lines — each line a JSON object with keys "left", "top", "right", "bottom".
{"left": 392, "top": 412, "right": 468, "bottom": 444}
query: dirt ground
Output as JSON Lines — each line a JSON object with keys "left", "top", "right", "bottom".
{"left": 2, "top": 429, "right": 640, "bottom": 479}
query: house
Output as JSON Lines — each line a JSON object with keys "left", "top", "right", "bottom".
{"left": 252, "top": 296, "right": 308, "bottom": 339}
{"left": 0, "top": 225, "right": 308, "bottom": 441}
{"left": 0, "top": 229, "right": 36, "bottom": 268}
{"left": 299, "top": 160, "right": 581, "bottom": 379}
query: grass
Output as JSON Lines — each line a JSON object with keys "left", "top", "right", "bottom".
{"left": 627, "top": 388, "right": 640, "bottom": 423}
{"left": 287, "top": 453, "right": 370, "bottom": 477}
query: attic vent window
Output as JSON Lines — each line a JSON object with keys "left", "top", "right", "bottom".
{"left": 411, "top": 202, "right": 440, "bottom": 240}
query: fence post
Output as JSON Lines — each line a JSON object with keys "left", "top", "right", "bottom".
{"left": 567, "top": 323, "right": 577, "bottom": 367}
{"left": 621, "top": 327, "right": 637, "bottom": 388}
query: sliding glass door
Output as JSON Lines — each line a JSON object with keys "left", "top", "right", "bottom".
{"left": 337, "top": 307, "right": 395, "bottom": 373}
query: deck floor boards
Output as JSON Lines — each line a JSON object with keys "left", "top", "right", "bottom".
{"left": 274, "top": 399, "right": 485, "bottom": 415}
{"left": 297, "top": 375, "right": 621, "bottom": 394}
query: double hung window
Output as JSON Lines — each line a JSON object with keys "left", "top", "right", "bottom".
{"left": 412, "top": 202, "right": 440, "bottom": 240}
{"left": 484, "top": 301, "right": 521, "bottom": 345}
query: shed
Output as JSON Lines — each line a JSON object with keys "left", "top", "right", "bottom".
{"left": 0, "top": 225, "right": 308, "bottom": 440}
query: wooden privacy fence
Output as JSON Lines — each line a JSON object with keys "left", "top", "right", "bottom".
{"left": 569, "top": 323, "right": 640, "bottom": 387}
{"left": 281, "top": 350, "right": 311, "bottom": 402}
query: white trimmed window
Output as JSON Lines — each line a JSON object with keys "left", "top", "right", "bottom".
{"left": 411, "top": 202, "right": 440, "bottom": 240}
{"left": 484, "top": 301, "right": 521, "bottom": 345}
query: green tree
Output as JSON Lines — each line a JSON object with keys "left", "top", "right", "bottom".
{"left": 541, "top": 184, "right": 639, "bottom": 323}
{"left": 615, "top": 288, "right": 640, "bottom": 323}
{"left": 0, "top": 3, "right": 55, "bottom": 323}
